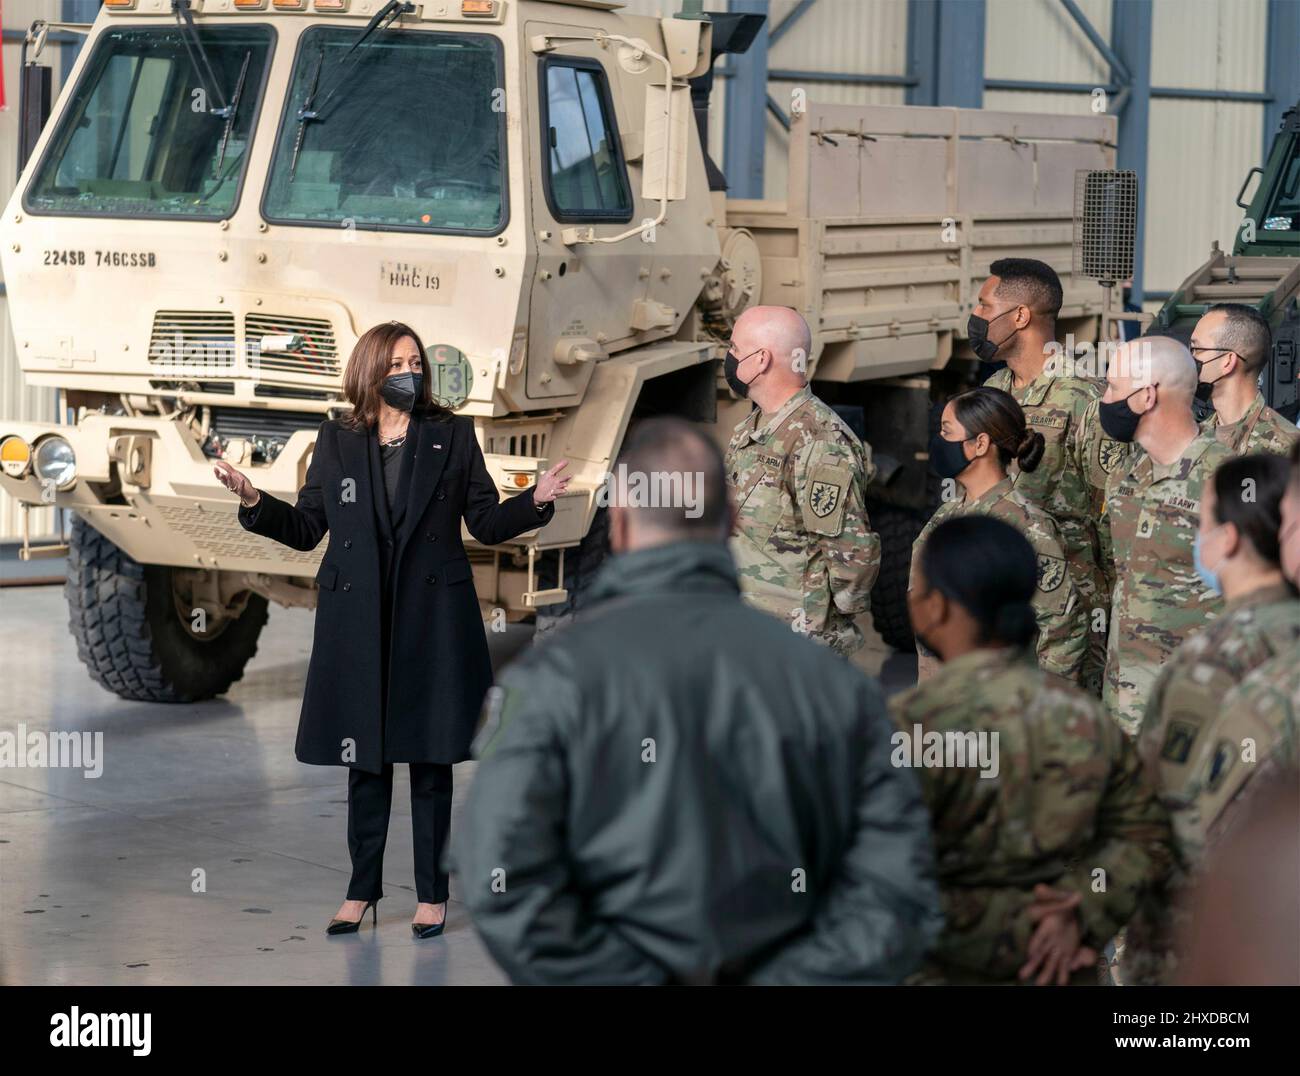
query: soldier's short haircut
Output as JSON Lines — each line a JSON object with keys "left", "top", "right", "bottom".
{"left": 1206, "top": 303, "right": 1272, "bottom": 374}
{"left": 918, "top": 516, "right": 1038, "bottom": 649}
{"left": 989, "top": 258, "right": 1064, "bottom": 320}
{"left": 1211, "top": 453, "right": 1291, "bottom": 568}
{"left": 614, "top": 416, "right": 728, "bottom": 538}
{"left": 1129, "top": 334, "right": 1199, "bottom": 398}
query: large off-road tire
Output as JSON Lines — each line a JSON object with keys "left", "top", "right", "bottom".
{"left": 868, "top": 500, "right": 927, "bottom": 652}
{"left": 533, "top": 507, "right": 610, "bottom": 638}
{"left": 65, "top": 516, "right": 269, "bottom": 702}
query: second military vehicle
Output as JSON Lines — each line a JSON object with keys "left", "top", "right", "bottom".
{"left": 1149, "top": 97, "right": 1299, "bottom": 420}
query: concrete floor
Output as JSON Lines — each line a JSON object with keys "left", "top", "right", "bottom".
{"left": 0, "top": 581, "right": 912, "bottom": 986}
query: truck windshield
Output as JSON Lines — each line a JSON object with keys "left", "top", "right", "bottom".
{"left": 25, "top": 25, "right": 273, "bottom": 219}
{"left": 263, "top": 29, "right": 505, "bottom": 233}
{"left": 1262, "top": 141, "right": 1300, "bottom": 232}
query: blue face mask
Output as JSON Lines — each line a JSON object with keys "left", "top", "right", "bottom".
{"left": 1193, "top": 527, "right": 1225, "bottom": 594}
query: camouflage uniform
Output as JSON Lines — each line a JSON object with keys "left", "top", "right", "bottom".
{"left": 1069, "top": 396, "right": 1132, "bottom": 597}
{"left": 725, "top": 385, "right": 880, "bottom": 656}
{"left": 1201, "top": 390, "right": 1300, "bottom": 456}
{"left": 1099, "top": 429, "right": 1233, "bottom": 733}
{"left": 889, "top": 647, "right": 1172, "bottom": 985}
{"left": 911, "top": 477, "right": 1088, "bottom": 685}
{"left": 1206, "top": 648, "right": 1300, "bottom": 845}
{"left": 984, "top": 368, "right": 1122, "bottom": 694}
{"left": 1124, "top": 584, "right": 1300, "bottom": 984}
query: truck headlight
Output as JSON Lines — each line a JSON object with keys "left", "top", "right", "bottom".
{"left": 0, "top": 436, "right": 32, "bottom": 478}
{"left": 33, "top": 436, "right": 77, "bottom": 489}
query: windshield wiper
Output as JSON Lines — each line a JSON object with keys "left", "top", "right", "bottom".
{"left": 171, "top": 0, "right": 230, "bottom": 118}
{"left": 215, "top": 51, "right": 251, "bottom": 175}
{"left": 290, "top": 0, "right": 414, "bottom": 179}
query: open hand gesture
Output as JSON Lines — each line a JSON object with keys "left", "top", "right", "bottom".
{"left": 213, "top": 460, "right": 260, "bottom": 508}
{"left": 533, "top": 460, "right": 571, "bottom": 505}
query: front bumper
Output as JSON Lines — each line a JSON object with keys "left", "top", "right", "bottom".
{"left": 0, "top": 414, "right": 581, "bottom": 581}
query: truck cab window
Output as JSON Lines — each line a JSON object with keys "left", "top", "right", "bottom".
{"left": 24, "top": 26, "right": 273, "bottom": 219}
{"left": 1262, "top": 143, "right": 1300, "bottom": 233}
{"left": 263, "top": 29, "right": 505, "bottom": 234}
{"left": 542, "top": 58, "right": 632, "bottom": 222}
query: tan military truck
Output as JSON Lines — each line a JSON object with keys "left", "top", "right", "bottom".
{"left": 0, "top": 0, "right": 1114, "bottom": 700}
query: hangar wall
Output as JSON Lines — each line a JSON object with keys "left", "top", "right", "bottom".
{"left": 0, "top": 0, "right": 1292, "bottom": 540}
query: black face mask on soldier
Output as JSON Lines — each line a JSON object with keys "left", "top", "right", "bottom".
{"left": 381, "top": 371, "right": 423, "bottom": 412}
{"left": 967, "top": 308, "right": 1018, "bottom": 362}
{"left": 1098, "top": 386, "right": 1151, "bottom": 442}
{"left": 1193, "top": 351, "right": 1232, "bottom": 403}
{"left": 928, "top": 431, "right": 974, "bottom": 479}
{"left": 724, "top": 347, "right": 762, "bottom": 398}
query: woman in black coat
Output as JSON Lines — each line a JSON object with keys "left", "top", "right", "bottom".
{"left": 213, "top": 322, "right": 568, "bottom": 938}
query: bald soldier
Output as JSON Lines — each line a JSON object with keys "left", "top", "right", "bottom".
{"left": 977, "top": 258, "right": 1119, "bottom": 694}
{"left": 723, "top": 306, "right": 880, "bottom": 656}
{"left": 1098, "top": 336, "right": 1233, "bottom": 733}
{"left": 1191, "top": 302, "right": 1299, "bottom": 456}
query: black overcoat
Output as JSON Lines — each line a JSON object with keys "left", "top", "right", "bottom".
{"left": 239, "top": 410, "right": 552, "bottom": 773}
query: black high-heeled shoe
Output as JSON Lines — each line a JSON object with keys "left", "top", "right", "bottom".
{"left": 411, "top": 902, "right": 447, "bottom": 939}
{"left": 326, "top": 899, "right": 378, "bottom": 936}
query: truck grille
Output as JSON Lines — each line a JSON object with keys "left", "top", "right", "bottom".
{"left": 246, "top": 313, "right": 340, "bottom": 378}
{"left": 148, "top": 311, "right": 237, "bottom": 371}
{"left": 204, "top": 406, "right": 324, "bottom": 463}
{"left": 208, "top": 406, "right": 322, "bottom": 441}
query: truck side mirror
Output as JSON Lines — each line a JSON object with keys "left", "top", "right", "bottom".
{"left": 641, "top": 81, "right": 690, "bottom": 202}
{"left": 19, "top": 62, "right": 53, "bottom": 179}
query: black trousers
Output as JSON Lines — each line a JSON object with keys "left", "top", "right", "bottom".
{"left": 345, "top": 763, "right": 453, "bottom": 905}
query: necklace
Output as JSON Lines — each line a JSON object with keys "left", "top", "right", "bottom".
{"left": 381, "top": 433, "right": 406, "bottom": 448}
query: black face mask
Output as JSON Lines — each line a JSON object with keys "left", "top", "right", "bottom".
{"left": 1194, "top": 353, "right": 1232, "bottom": 402}
{"left": 724, "top": 348, "right": 761, "bottom": 398}
{"left": 1098, "top": 387, "right": 1150, "bottom": 442}
{"left": 381, "top": 371, "right": 423, "bottom": 413}
{"left": 928, "top": 431, "right": 973, "bottom": 479}
{"left": 967, "top": 308, "right": 1017, "bottom": 362}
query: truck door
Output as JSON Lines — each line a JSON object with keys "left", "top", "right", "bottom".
{"left": 523, "top": 22, "right": 648, "bottom": 403}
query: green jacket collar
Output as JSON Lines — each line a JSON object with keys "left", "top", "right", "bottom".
{"left": 1207, "top": 391, "right": 1266, "bottom": 432}
{"left": 1132, "top": 428, "right": 1223, "bottom": 484}
{"left": 588, "top": 540, "right": 740, "bottom": 604}
{"left": 926, "top": 646, "right": 1034, "bottom": 684}
{"left": 738, "top": 385, "right": 812, "bottom": 446}
{"left": 997, "top": 365, "right": 1053, "bottom": 407}
{"left": 965, "top": 475, "right": 1015, "bottom": 509}
{"left": 1224, "top": 581, "right": 1297, "bottom": 615}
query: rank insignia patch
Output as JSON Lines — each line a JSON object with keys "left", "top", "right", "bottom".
{"left": 1160, "top": 719, "right": 1199, "bottom": 764}
{"left": 1205, "top": 739, "right": 1237, "bottom": 792}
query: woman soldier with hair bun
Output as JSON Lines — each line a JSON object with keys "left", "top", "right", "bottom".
{"left": 911, "top": 386, "right": 1088, "bottom": 685}
{"left": 893, "top": 515, "right": 1171, "bottom": 986}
